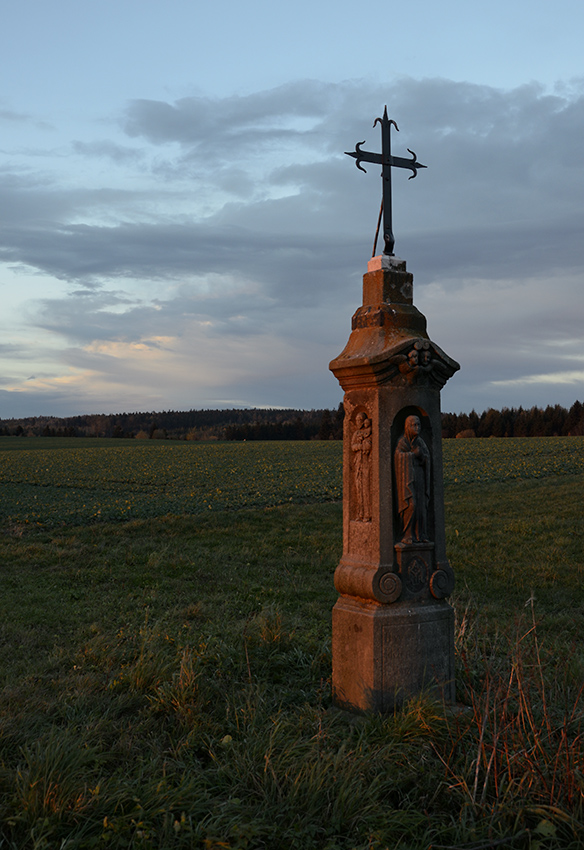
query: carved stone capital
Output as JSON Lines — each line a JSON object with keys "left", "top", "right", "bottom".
{"left": 331, "top": 333, "right": 459, "bottom": 391}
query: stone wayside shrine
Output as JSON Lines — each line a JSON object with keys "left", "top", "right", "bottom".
{"left": 330, "top": 108, "right": 460, "bottom": 713}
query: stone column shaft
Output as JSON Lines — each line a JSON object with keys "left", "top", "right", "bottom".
{"left": 329, "top": 255, "right": 460, "bottom": 713}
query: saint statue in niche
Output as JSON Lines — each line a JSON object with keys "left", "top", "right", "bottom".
{"left": 351, "top": 411, "right": 372, "bottom": 521}
{"left": 394, "top": 414, "right": 431, "bottom": 543}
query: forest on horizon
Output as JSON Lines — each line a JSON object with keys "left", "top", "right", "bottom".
{"left": 1, "top": 400, "right": 583, "bottom": 441}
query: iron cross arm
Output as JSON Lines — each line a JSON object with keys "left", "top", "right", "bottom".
{"left": 344, "top": 143, "right": 426, "bottom": 178}
{"left": 344, "top": 108, "right": 426, "bottom": 256}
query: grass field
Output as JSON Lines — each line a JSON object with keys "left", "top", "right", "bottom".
{"left": 1, "top": 435, "right": 583, "bottom": 528}
{"left": 0, "top": 437, "right": 583, "bottom": 849}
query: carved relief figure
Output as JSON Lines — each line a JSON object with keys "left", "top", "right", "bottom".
{"left": 352, "top": 412, "right": 372, "bottom": 521}
{"left": 394, "top": 415, "right": 430, "bottom": 543}
{"left": 401, "top": 342, "right": 433, "bottom": 383}
{"left": 385, "top": 340, "right": 459, "bottom": 389}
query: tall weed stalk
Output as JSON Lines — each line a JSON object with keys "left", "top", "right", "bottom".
{"left": 443, "top": 602, "right": 584, "bottom": 840}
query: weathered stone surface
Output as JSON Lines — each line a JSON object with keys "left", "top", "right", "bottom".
{"left": 329, "top": 255, "right": 459, "bottom": 712}
{"left": 332, "top": 598, "right": 456, "bottom": 713}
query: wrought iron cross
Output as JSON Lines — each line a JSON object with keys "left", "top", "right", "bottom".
{"left": 345, "top": 106, "right": 426, "bottom": 256}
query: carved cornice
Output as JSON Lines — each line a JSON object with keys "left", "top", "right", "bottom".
{"left": 331, "top": 335, "right": 460, "bottom": 390}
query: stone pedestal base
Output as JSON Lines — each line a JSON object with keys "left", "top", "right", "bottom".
{"left": 332, "top": 596, "right": 455, "bottom": 713}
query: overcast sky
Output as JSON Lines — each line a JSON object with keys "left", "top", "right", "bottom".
{"left": 1, "top": 0, "right": 583, "bottom": 418}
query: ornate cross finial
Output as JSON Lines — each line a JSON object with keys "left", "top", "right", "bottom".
{"left": 345, "top": 106, "right": 426, "bottom": 256}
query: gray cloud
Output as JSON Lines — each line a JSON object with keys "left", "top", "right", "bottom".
{"left": 0, "top": 105, "right": 53, "bottom": 131}
{"left": 0, "top": 108, "right": 32, "bottom": 123}
{"left": 4, "top": 78, "right": 584, "bottom": 284}
{"left": 123, "top": 81, "right": 335, "bottom": 147}
{"left": 71, "top": 140, "right": 145, "bottom": 164}
{"left": 1, "top": 77, "right": 584, "bottom": 414}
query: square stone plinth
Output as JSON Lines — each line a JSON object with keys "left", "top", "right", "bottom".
{"left": 332, "top": 597, "right": 455, "bottom": 713}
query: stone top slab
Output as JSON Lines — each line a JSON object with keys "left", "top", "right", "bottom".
{"left": 367, "top": 255, "right": 407, "bottom": 273}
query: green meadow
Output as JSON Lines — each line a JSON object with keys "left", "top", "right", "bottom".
{"left": 1, "top": 436, "right": 583, "bottom": 528}
{"left": 0, "top": 437, "right": 583, "bottom": 849}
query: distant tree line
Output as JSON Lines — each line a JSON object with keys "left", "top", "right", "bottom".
{"left": 441, "top": 401, "right": 584, "bottom": 438}
{"left": 1, "top": 400, "right": 582, "bottom": 441}
{"left": 223, "top": 405, "right": 344, "bottom": 441}
{"left": 0, "top": 406, "right": 345, "bottom": 441}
